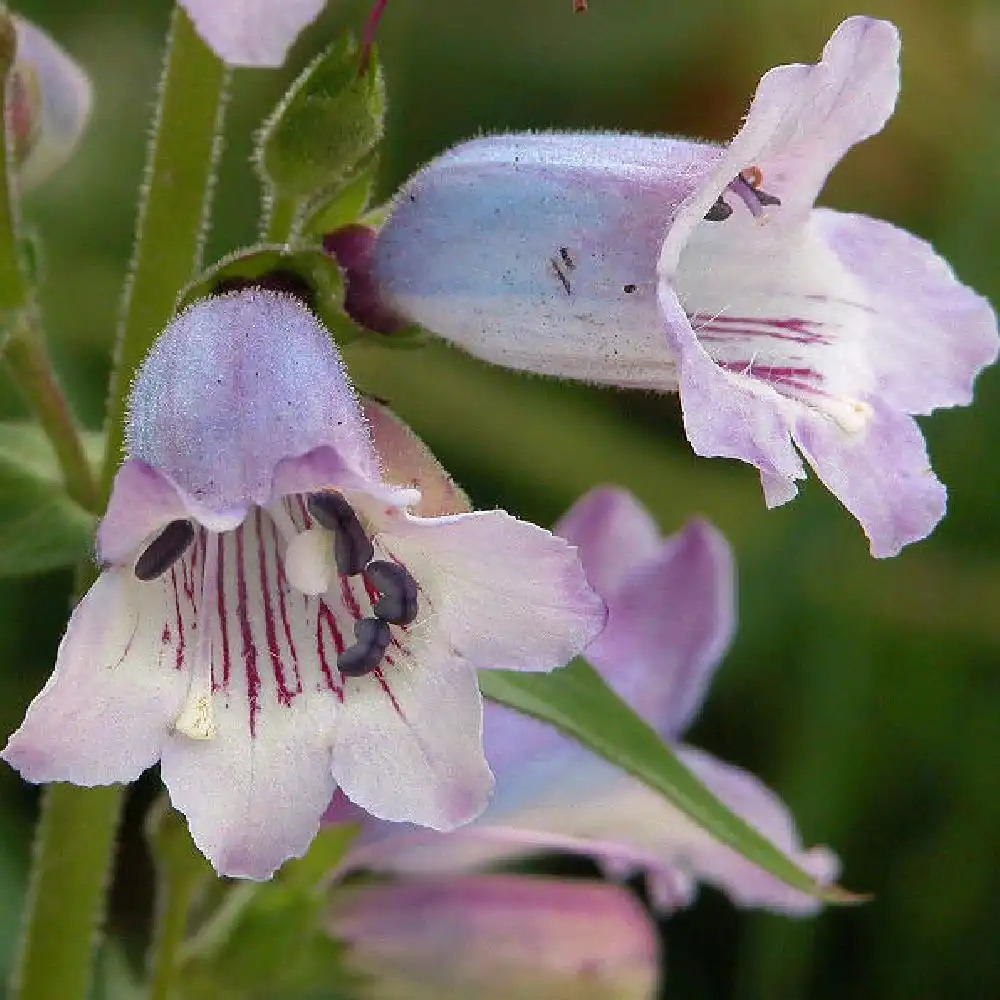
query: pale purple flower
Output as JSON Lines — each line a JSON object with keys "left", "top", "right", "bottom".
{"left": 177, "top": 0, "right": 390, "bottom": 69}
{"left": 362, "top": 16, "right": 998, "bottom": 557}
{"left": 177, "top": 0, "right": 326, "bottom": 67}
{"left": 9, "top": 16, "right": 92, "bottom": 190}
{"left": 1, "top": 290, "right": 605, "bottom": 880}
{"left": 329, "top": 875, "right": 659, "bottom": 1000}
{"left": 335, "top": 487, "right": 837, "bottom": 914}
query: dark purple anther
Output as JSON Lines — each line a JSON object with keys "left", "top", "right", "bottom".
{"left": 704, "top": 196, "right": 733, "bottom": 222}
{"left": 322, "top": 224, "right": 407, "bottom": 335}
{"left": 728, "top": 174, "right": 781, "bottom": 217}
{"left": 704, "top": 170, "right": 781, "bottom": 223}
{"left": 134, "top": 519, "right": 195, "bottom": 581}
{"left": 365, "top": 559, "right": 419, "bottom": 626}
{"left": 307, "top": 492, "right": 375, "bottom": 576}
{"left": 338, "top": 617, "right": 392, "bottom": 677}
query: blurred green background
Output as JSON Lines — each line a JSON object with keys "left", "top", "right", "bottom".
{"left": 2, "top": 0, "right": 999, "bottom": 997}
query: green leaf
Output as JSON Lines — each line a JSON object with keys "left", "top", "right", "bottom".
{"left": 0, "top": 422, "right": 97, "bottom": 577}
{"left": 280, "top": 824, "right": 360, "bottom": 893}
{"left": 257, "top": 36, "right": 385, "bottom": 202}
{"left": 480, "top": 659, "right": 858, "bottom": 904}
{"left": 179, "top": 825, "right": 362, "bottom": 1000}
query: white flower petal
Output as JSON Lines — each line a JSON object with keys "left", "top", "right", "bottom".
{"left": 178, "top": 0, "right": 326, "bottom": 68}
{"left": 3, "top": 566, "right": 191, "bottom": 785}
{"left": 381, "top": 509, "right": 607, "bottom": 673}
{"left": 160, "top": 513, "right": 342, "bottom": 879}
{"left": 331, "top": 635, "right": 493, "bottom": 831}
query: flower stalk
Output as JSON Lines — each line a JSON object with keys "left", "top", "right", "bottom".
{"left": 0, "top": 9, "right": 98, "bottom": 513}
{"left": 261, "top": 190, "right": 301, "bottom": 244}
{"left": 12, "top": 785, "right": 124, "bottom": 1000}
{"left": 102, "top": 6, "right": 229, "bottom": 502}
{"left": 14, "top": 11, "right": 229, "bottom": 1000}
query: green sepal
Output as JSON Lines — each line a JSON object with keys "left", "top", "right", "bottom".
{"left": 178, "top": 244, "right": 358, "bottom": 344}
{"left": 181, "top": 826, "right": 363, "bottom": 1000}
{"left": 257, "top": 36, "right": 385, "bottom": 203}
{"left": 299, "top": 155, "right": 377, "bottom": 238}
{"left": 481, "top": 658, "right": 861, "bottom": 905}
{"left": 0, "top": 422, "right": 98, "bottom": 577}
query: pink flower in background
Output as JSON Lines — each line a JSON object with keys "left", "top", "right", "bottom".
{"left": 329, "top": 876, "right": 659, "bottom": 1000}
{"left": 335, "top": 487, "right": 836, "bottom": 914}
{"left": 2, "top": 290, "right": 604, "bottom": 879}
{"left": 177, "top": 0, "right": 390, "bottom": 69}
{"left": 9, "top": 16, "right": 92, "bottom": 189}
{"left": 360, "top": 16, "right": 998, "bottom": 557}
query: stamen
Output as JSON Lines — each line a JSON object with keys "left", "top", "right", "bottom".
{"left": 338, "top": 617, "right": 391, "bottom": 677}
{"left": 307, "top": 492, "right": 374, "bottom": 576}
{"left": 704, "top": 196, "right": 733, "bottom": 222}
{"left": 135, "top": 520, "right": 195, "bottom": 581}
{"left": 365, "top": 559, "right": 419, "bottom": 626}
{"left": 704, "top": 167, "right": 781, "bottom": 222}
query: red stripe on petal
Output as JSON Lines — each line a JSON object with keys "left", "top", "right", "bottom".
{"left": 317, "top": 601, "right": 345, "bottom": 700}
{"left": 341, "top": 575, "right": 363, "bottom": 619}
{"left": 373, "top": 666, "right": 405, "bottom": 720}
{"left": 272, "top": 520, "right": 303, "bottom": 697}
{"left": 256, "top": 510, "right": 298, "bottom": 708}
{"left": 235, "top": 524, "right": 261, "bottom": 738}
{"left": 216, "top": 533, "right": 231, "bottom": 691}
{"left": 170, "top": 565, "right": 186, "bottom": 672}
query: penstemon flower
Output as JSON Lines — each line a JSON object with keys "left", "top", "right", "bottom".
{"left": 335, "top": 487, "right": 836, "bottom": 913}
{"left": 354, "top": 16, "right": 998, "bottom": 558}
{"left": 1, "top": 290, "right": 605, "bottom": 879}
{"left": 9, "top": 16, "right": 92, "bottom": 190}
{"left": 329, "top": 875, "right": 659, "bottom": 1000}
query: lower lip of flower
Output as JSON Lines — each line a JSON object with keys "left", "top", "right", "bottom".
{"left": 135, "top": 491, "right": 422, "bottom": 740}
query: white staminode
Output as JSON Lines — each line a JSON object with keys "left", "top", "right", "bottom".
{"left": 284, "top": 527, "right": 336, "bottom": 596}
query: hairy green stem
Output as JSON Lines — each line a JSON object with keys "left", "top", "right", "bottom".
{"left": 0, "top": 7, "right": 26, "bottom": 324}
{"left": 0, "top": 9, "right": 97, "bottom": 510}
{"left": 261, "top": 190, "right": 301, "bottom": 245}
{"left": 101, "top": 7, "right": 230, "bottom": 501}
{"left": 148, "top": 868, "right": 200, "bottom": 1000}
{"left": 12, "top": 785, "right": 125, "bottom": 1000}
{"left": 13, "top": 11, "right": 228, "bottom": 1000}
{"left": 3, "top": 326, "right": 99, "bottom": 511}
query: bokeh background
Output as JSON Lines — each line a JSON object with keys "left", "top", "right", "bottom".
{"left": 1, "top": 0, "right": 999, "bottom": 997}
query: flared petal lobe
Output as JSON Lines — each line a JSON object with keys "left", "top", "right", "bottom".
{"left": 128, "top": 291, "right": 383, "bottom": 526}
{"left": 330, "top": 876, "right": 659, "bottom": 1000}
{"left": 97, "top": 461, "right": 191, "bottom": 566}
{"left": 329, "top": 633, "right": 493, "bottom": 831}
{"left": 814, "top": 209, "right": 999, "bottom": 414}
{"left": 382, "top": 507, "right": 607, "bottom": 673}
{"left": 553, "top": 486, "right": 661, "bottom": 598}
{"left": 660, "top": 15, "right": 901, "bottom": 262}
{"left": 556, "top": 489, "right": 735, "bottom": 737}
{"left": 2, "top": 568, "right": 190, "bottom": 784}
{"left": 177, "top": 0, "right": 325, "bottom": 68}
